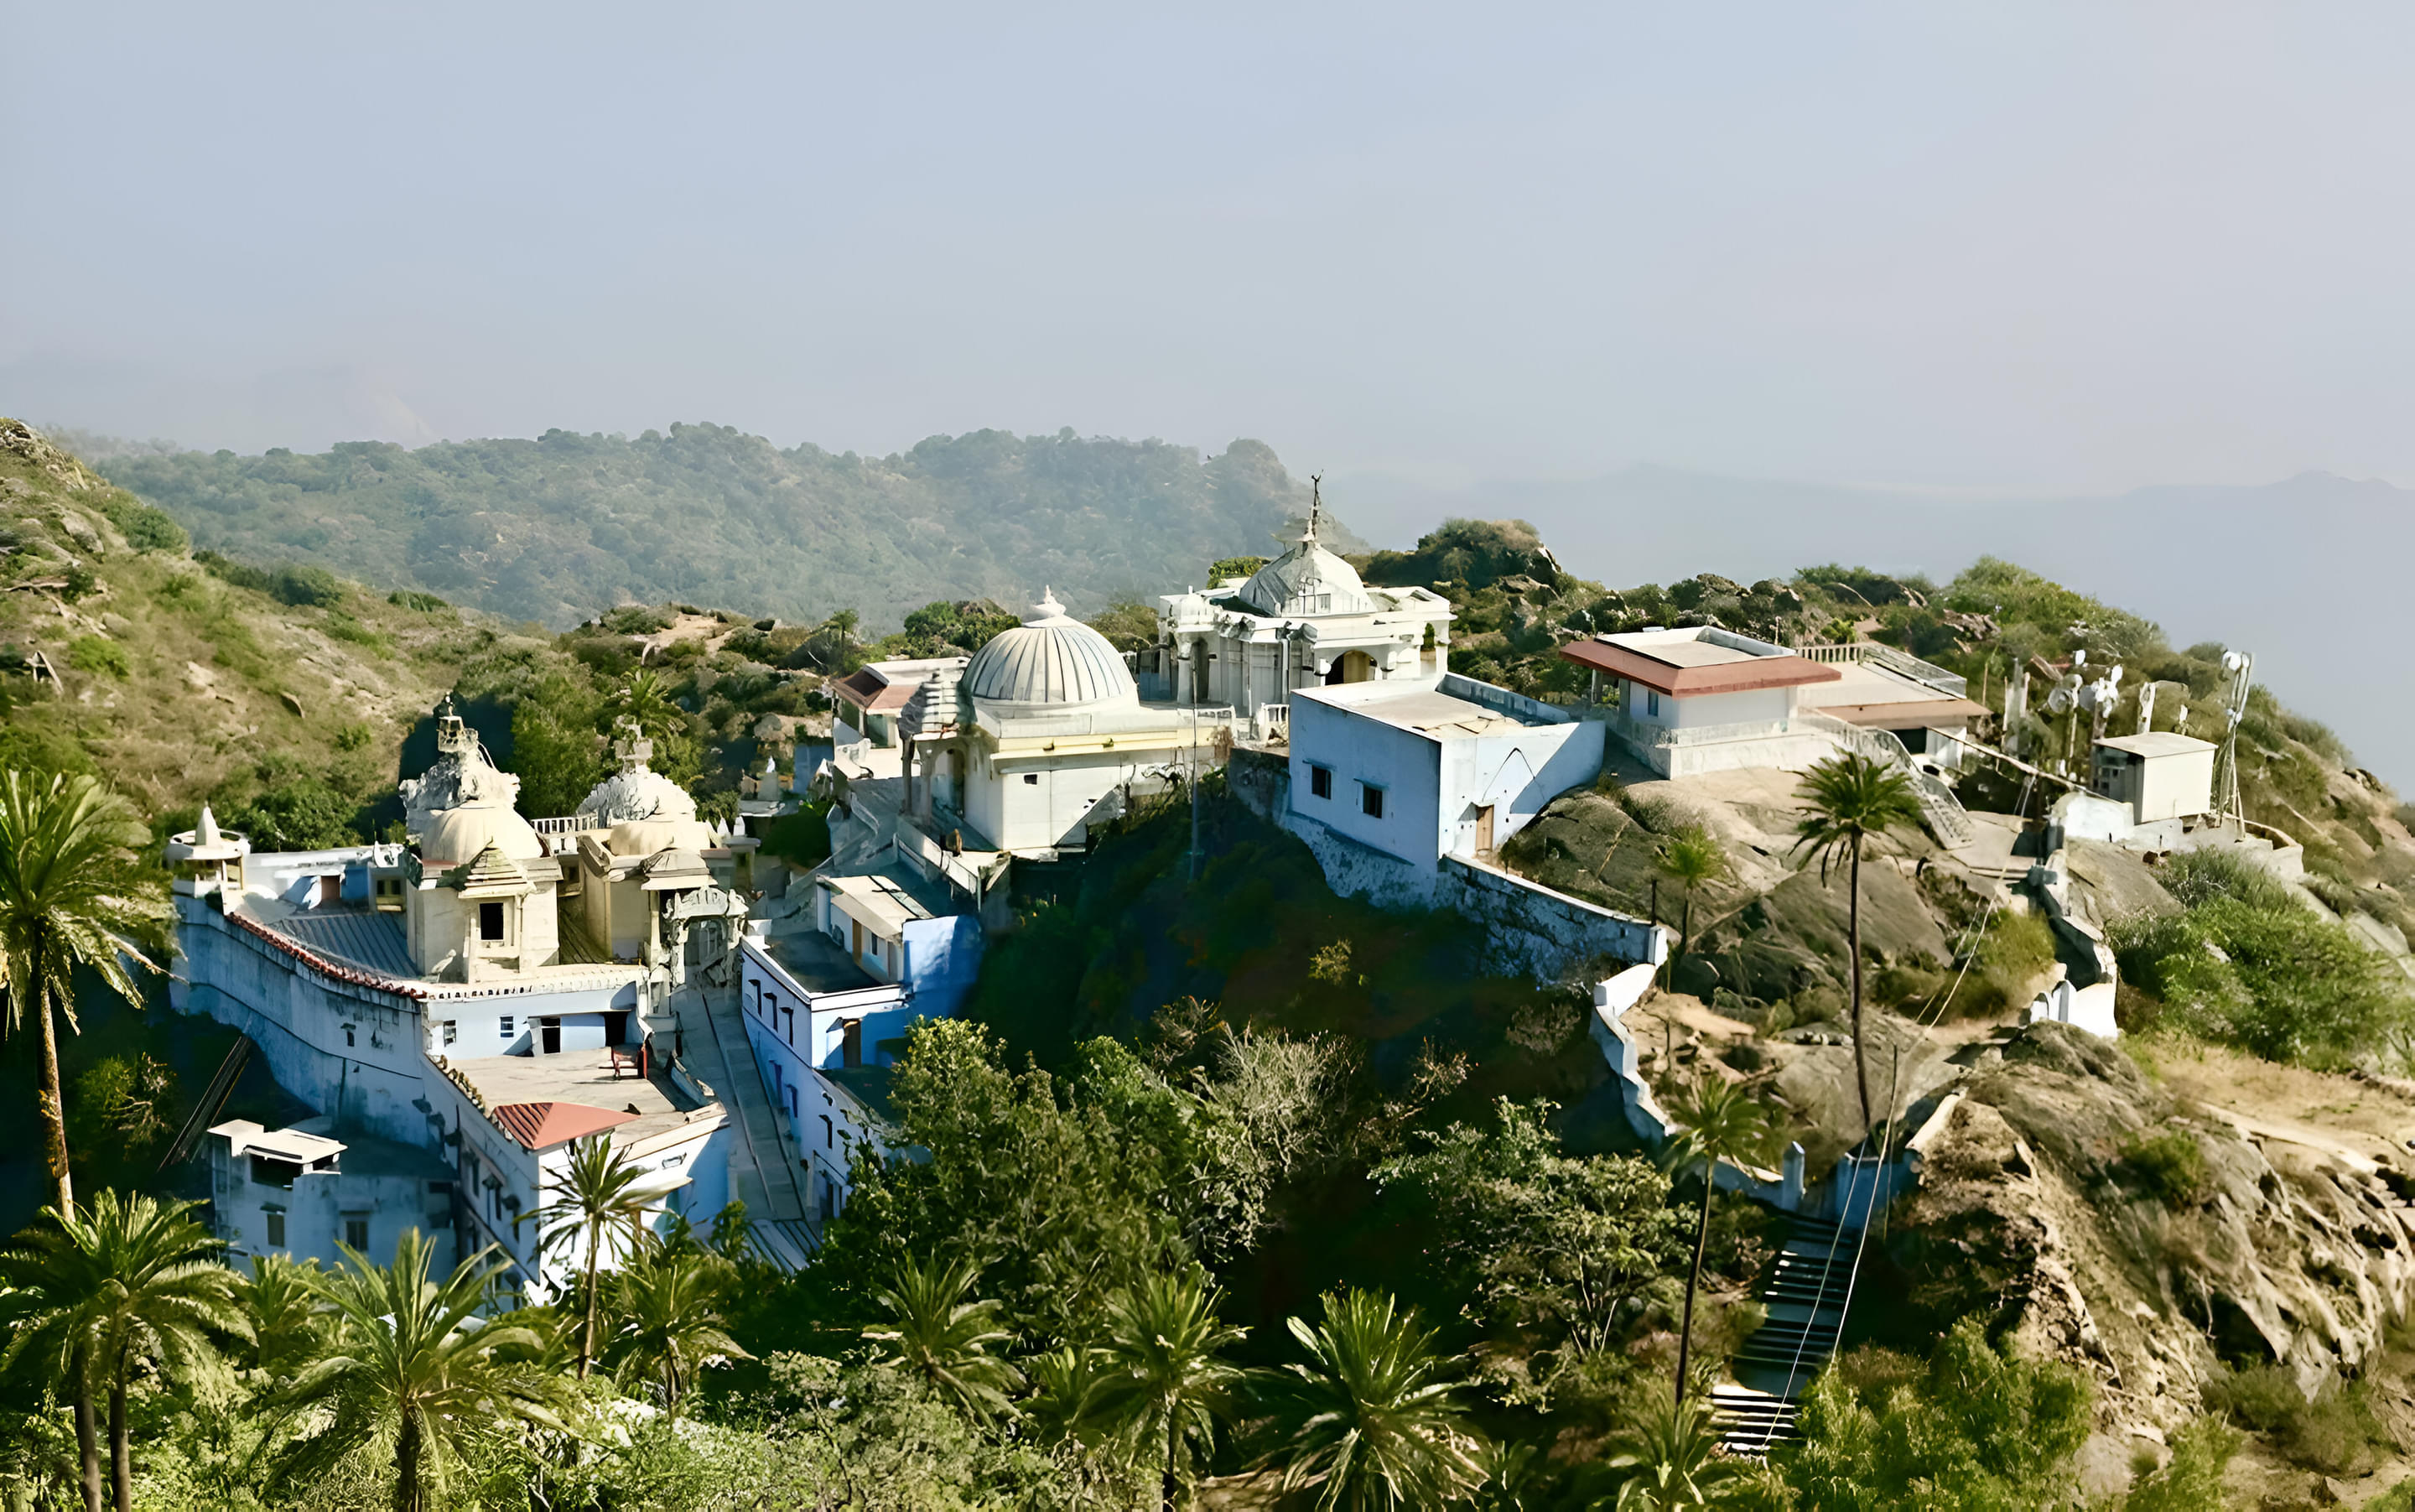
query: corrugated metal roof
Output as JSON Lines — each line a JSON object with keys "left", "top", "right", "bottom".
{"left": 274, "top": 910, "right": 417, "bottom": 979}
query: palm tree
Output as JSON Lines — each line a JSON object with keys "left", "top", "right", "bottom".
{"left": 1259, "top": 1288, "right": 1485, "bottom": 1511}
{"left": 1660, "top": 1079, "right": 1778, "bottom": 1405}
{"left": 245, "top": 1252, "right": 326, "bottom": 1378}
{"left": 1026, "top": 1343, "right": 1113, "bottom": 1444}
{"left": 2, "top": 1192, "right": 251, "bottom": 1512}
{"left": 1088, "top": 1264, "right": 1249, "bottom": 1512}
{"left": 607, "top": 1245, "right": 750, "bottom": 1419}
{"left": 861, "top": 1251, "right": 1024, "bottom": 1419}
{"left": 1790, "top": 751, "right": 1923, "bottom": 1136}
{"left": 1654, "top": 829, "right": 1727, "bottom": 985}
{"left": 277, "top": 1230, "right": 572, "bottom": 1512}
{"left": 0, "top": 770, "right": 171, "bottom": 1213}
{"left": 1602, "top": 1394, "right": 1756, "bottom": 1510}
{"left": 521, "top": 1134, "right": 655, "bottom": 1379}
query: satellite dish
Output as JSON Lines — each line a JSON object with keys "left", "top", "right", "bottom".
{"left": 2072, "top": 649, "right": 2088, "bottom": 668}
{"left": 2046, "top": 685, "right": 2075, "bottom": 715}
{"left": 2221, "top": 651, "right": 2245, "bottom": 673}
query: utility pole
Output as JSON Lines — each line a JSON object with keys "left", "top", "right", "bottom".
{"left": 1187, "top": 705, "right": 1202, "bottom": 881}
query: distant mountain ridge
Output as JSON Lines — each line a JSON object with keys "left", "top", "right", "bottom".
{"left": 98, "top": 424, "right": 1362, "bottom": 631}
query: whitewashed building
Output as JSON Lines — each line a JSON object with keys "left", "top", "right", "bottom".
{"left": 169, "top": 701, "right": 743, "bottom": 1296}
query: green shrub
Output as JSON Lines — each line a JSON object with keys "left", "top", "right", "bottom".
{"left": 94, "top": 493, "right": 188, "bottom": 553}
{"left": 387, "top": 588, "right": 449, "bottom": 612}
{"left": 2205, "top": 1364, "right": 2392, "bottom": 1474}
{"left": 66, "top": 635, "right": 128, "bottom": 678}
{"left": 760, "top": 803, "right": 832, "bottom": 869}
{"left": 271, "top": 563, "right": 344, "bottom": 607}
{"left": 2111, "top": 891, "right": 2409, "bottom": 1066}
{"left": 320, "top": 611, "right": 388, "bottom": 652}
{"left": 2120, "top": 1417, "right": 2240, "bottom": 1511}
{"left": 331, "top": 722, "right": 372, "bottom": 753}
{"left": 223, "top": 771, "right": 362, "bottom": 850}
{"left": 2162, "top": 850, "right": 2298, "bottom": 912}
{"left": 195, "top": 549, "right": 274, "bottom": 595}
{"left": 2117, "top": 1130, "right": 2206, "bottom": 1208}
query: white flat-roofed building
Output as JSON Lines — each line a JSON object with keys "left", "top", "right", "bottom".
{"left": 1557, "top": 626, "right": 1846, "bottom": 778}
{"left": 2092, "top": 731, "right": 2218, "bottom": 825}
{"left": 1287, "top": 672, "right": 1606, "bottom": 871}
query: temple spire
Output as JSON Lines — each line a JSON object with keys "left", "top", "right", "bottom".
{"left": 1301, "top": 473, "right": 1324, "bottom": 546}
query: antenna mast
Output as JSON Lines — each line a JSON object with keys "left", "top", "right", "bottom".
{"left": 2212, "top": 651, "right": 2255, "bottom": 825}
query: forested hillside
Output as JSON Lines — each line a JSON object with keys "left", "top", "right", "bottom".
{"left": 99, "top": 425, "right": 1355, "bottom": 631}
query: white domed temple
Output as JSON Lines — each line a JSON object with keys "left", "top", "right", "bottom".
{"left": 1150, "top": 488, "right": 1455, "bottom": 718}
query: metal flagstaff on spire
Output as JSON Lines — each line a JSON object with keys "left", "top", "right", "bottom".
{"left": 1305, "top": 473, "right": 1323, "bottom": 544}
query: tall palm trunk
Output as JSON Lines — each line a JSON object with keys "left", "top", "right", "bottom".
{"left": 34, "top": 936, "right": 74, "bottom": 1214}
{"left": 579, "top": 1224, "right": 601, "bottom": 1380}
{"left": 1847, "top": 835, "right": 1872, "bottom": 1135}
{"left": 395, "top": 1406, "right": 423, "bottom": 1512}
{"left": 108, "top": 1371, "right": 130, "bottom": 1512}
{"left": 1675, "top": 1170, "right": 1716, "bottom": 1406}
{"left": 1163, "top": 1408, "right": 1179, "bottom": 1512}
{"left": 73, "top": 1341, "right": 101, "bottom": 1512}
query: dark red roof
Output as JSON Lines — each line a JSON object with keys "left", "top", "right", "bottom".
{"left": 491, "top": 1101, "right": 636, "bottom": 1151}
{"left": 832, "top": 668, "right": 917, "bottom": 714}
{"left": 1558, "top": 639, "right": 1841, "bottom": 697}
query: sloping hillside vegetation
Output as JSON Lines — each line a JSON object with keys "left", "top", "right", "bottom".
{"left": 98, "top": 425, "right": 1353, "bottom": 631}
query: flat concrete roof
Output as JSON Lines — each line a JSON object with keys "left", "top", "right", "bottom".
{"left": 1798, "top": 660, "right": 1963, "bottom": 709}
{"left": 760, "top": 924, "right": 886, "bottom": 995}
{"left": 821, "top": 864, "right": 953, "bottom": 933}
{"left": 2096, "top": 732, "right": 2216, "bottom": 759}
{"left": 449, "top": 1052, "right": 706, "bottom": 1148}
{"left": 1292, "top": 684, "right": 1533, "bottom": 740}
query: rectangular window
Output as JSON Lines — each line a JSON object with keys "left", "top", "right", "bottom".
{"left": 441, "top": 1021, "right": 458, "bottom": 1047}
{"left": 841, "top": 1018, "right": 863, "bottom": 1070}
{"left": 263, "top": 1208, "right": 285, "bottom": 1248}
{"left": 478, "top": 901, "right": 506, "bottom": 941}
{"left": 821, "top": 1114, "right": 834, "bottom": 1149}
{"left": 1646, "top": 688, "right": 1660, "bottom": 717}
{"left": 1309, "top": 765, "right": 1332, "bottom": 799}
{"left": 1361, "top": 784, "right": 1384, "bottom": 819}
{"left": 1022, "top": 772, "right": 1039, "bottom": 785}
{"left": 343, "top": 1215, "right": 370, "bottom": 1251}
{"left": 500, "top": 1016, "right": 515, "bottom": 1039}
{"left": 249, "top": 1155, "right": 299, "bottom": 1190}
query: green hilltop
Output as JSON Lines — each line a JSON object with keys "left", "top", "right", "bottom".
{"left": 93, "top": 424, "right": 1348, "bottom": 631}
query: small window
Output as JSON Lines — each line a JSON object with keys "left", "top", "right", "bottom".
{"left": 249, "top": 1155, "right": 299, "bottom": 1190}
{"left": 441, "top": 1021, "right": 457, "bottom": 1047}
{"left": 478, "top": 901, "right": 506, "bottom": 942}
{"left": 500, "top": 1016, "right": 515, "bottom": 1039}
{"left": 1646, "top": 688, "right": 1660, "bottom": 718}
{"left": 263, "top": 1208, "right": 285, "bottom": 1248}
{"left": 1309, "top": 765, "right": 1332, "bottom": 799}
{"left": 841, "top": 1018, "right": 863, "bottom": 1070}
{"left": 343, "top": 1215, "right": 370, "bottom": 1252}
{"left": 821, "top": 1114, "right": 834, "bottom": 1149}
{"left": 1361, "top": 784, "right": 1384, "bottom": 819}
{"left": 1023, "top": 773, "right": 1040, "bottom": 786}
{"left": 343, "top": 1023, "right": 356, "bottom": 1047}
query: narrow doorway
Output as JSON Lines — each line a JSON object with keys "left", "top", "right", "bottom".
{"left": 602, "top": 1011, "right": 629, "bottom": 1046}
{"left": 539, "top": 1017, "right": 562, "bottom": 1055}
{"left": 1475, "top": 805, "right": 1496, "bottom": 855}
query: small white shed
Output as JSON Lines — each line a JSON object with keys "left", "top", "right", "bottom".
{"left": 2091, "top": 732, "right": 2216, "bottom": 824}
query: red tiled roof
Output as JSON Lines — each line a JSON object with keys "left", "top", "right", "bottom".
{"left": 832, "top": 668, "right": 917, "bottom": 714}
{"left": 490, "top": 1101, "right": 636, "bottom": 1151}
{"left": 1558, "top": 639, "right": 1842, "bottom": 697}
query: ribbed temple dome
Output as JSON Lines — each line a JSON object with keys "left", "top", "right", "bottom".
{"left": 963, "top": 589, "right": 1138, "bottom": 711}
{"left": 1237, "top": 542, "right": 1373, "bottom": 618}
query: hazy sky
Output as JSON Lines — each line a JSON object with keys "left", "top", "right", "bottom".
{"left": 12, "top": 3, "right": 2415, "bottom": 497}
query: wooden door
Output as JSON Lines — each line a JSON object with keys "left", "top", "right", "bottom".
{"left": 1476, "top": 805, "right": 1495, "bottom": 855}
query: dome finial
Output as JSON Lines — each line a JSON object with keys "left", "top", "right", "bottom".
{"left": 1304, "top": 473, "right": 1323, "bottom": 544}
{"left": 1031, "top": 586, "right": 1067, "bottom": 623}
{"left": 197, "top": 803, "right": 221, "bottom": 847}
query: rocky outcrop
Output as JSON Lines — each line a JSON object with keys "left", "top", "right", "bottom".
{"left": 1884, "top": 1022, "right": 2415, "bottom": 1431}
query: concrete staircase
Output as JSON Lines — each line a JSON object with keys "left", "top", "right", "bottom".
{"left": 671, "top": 984, "right": 816, "bottom": 1272}
{"left": 1799, "top": 712, "right": 1976, "bottom": 850}
{"left": 1715, "top": 1213, "right": 1866, "bottom": 1455}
